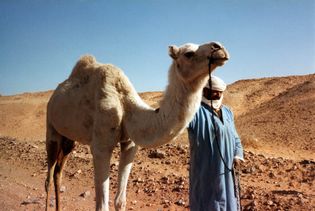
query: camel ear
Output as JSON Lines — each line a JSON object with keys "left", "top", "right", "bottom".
{"left": 168, "top": 45, "right": 179, "bottom": 60}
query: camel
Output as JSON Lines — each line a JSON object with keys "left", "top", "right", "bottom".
{"left": 45, "top": 41, "right": 229, "bottom": 211}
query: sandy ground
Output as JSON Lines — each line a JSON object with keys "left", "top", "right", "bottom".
{"left": 0, "top": 74, "right": 314, "bottom": 210}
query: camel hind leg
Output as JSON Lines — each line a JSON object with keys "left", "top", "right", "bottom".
{"left": 45, "top": 139, "right": 59, "bottom": 210}
{"left": 45, "top": 125, "right": 62, "bottom": 211}
{"left": 45, "top": 126, "right": 75, "bottom": 211}
{"left": 54, "top": 137, "right": 75, "bottom": 210}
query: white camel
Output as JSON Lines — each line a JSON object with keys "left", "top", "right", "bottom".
{"left": 45, "top": 41, "right": 229, "bottom": 211}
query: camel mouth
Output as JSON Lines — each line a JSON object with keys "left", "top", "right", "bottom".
{"left": 212, "top": 57, "right": 229, "bottom": 66}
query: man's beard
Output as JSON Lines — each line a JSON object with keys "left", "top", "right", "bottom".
{"left": 202, "top": 95, "right": 223, "bottom": 110}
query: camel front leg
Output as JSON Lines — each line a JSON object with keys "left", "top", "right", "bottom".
{"left": 114, "top": 141, "right": 138, "bottom": 211}
{"left": 91, "top": 144, "right": 114, "bottom": 211}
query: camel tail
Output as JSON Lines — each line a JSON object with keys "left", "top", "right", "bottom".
{"left": 69, "top": 55, "right": 97, "bottom": 78}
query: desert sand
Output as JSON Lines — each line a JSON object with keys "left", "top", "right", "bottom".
{"left": 0, "top": 74, "right": 314, "bottom": 210}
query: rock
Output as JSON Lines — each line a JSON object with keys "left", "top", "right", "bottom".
{"left": 60, "top": 185, "right": 66, "bottom": 193}
{"left": 148, "top": 149, "right": 166, "bottom": 159}
{"left": 176, "top": 145, "right": 187, "bottom": 153}
{"left": 268, "top": 172, "right": 276, "bottom": 178}
{"left": 172, "top": 185, "right": 183, "bottom": 192}
{"left": 160, "top": 176, "right": 170, "bottom": 184}
{"left": 244, "top": 200, "right": 258, "bottom": 210}
{"left": 175, "top": 199, "right": 185, "bottom": 206}
{"left": 71, "top": 169, "right": 82, "bottom": 178}
{"left": 291, "top": 165, "right": 298, "bottom": 170}
{"left": 133, "top": 177, "right": 144, "bottom": 183}
{"left": 267, "top": 200, "right": 273, "bottom": 205}
{"left": 162, "top": 199, "right": 170, "bottom": 204}
{"left": 80, "top": 190, "right": 91, "bottom": 198}
{"left": 21, "top": 197, "right": 41, "bottom": 205}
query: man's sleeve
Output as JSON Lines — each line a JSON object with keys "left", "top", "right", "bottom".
{"left": 234, "top": 134, "right": 244, "bottom": 161}
{"left": 230, "top": 109, "right": 244, "bottom": 161}
{"left": 187, "top": 107, "right": 199, "bottom": 130}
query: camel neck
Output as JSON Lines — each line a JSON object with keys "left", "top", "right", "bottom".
{"left": 126, "top": 64, "right": 207, "bottom": 148}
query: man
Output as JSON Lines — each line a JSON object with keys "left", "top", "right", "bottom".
{"left": 187, "top": 75, "right": 244, "bottom": 211}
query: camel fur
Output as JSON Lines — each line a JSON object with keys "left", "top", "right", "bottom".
{"left": 45, "top": 41, "right": 229, "bottom": 211}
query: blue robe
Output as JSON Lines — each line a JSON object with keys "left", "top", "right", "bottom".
{"left": 188, "top": 103, "right": 244, "bottom": 211}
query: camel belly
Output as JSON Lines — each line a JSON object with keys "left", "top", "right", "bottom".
{"left": 49, "top": 103, "right": 94, "bottom": 145}
{"left": 48, "top": 89, "right": 123, "bottom": 145}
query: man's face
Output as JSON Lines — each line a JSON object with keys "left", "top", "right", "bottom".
{"left": 203, "top": 88, "right": 223, "bottom": 100}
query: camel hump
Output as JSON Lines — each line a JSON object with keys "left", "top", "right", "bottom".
{"left": 69, "top": 55, "right": 97, "bottom": 78}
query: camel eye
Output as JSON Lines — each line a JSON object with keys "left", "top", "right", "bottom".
{"left": 212, "top": 43, "right": 221, "bottom": 50}
{"left": 184, "top": 51, "right": 195, "bottom": 59}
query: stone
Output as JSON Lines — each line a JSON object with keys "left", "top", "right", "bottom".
{"left": 80, "top": 190, "right": 91, "bottom": 198}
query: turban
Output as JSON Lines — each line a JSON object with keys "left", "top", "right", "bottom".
{"left": 205, "top": 75, "right": 226, "bottom": 91}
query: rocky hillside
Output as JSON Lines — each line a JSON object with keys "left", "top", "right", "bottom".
{"left": 0, "top": 74, "right": 314, "bottom": 160}
{"left": 0, "top": 74, "right": 314, "bottom": 210}
{"left": 224, "top": 74, "right": 315, "bottom": 160}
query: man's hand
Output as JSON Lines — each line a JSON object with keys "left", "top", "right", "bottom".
{"left": 233, "top": 158, "right": 242, "bottom": 172}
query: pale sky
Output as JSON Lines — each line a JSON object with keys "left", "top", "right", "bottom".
{"left": 1, "top": 0, "right": 314, "bottom": 95}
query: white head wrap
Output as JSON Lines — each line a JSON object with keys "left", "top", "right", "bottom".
{"left": 204, "top": 75, "right": 227, "bottom": 91}
{"left": 202, "top": 75, "right": 226, "bottom": 109}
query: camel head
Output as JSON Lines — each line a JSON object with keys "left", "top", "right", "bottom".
{"left": 168, "top": 42, "right": 229, "bottom": 83}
